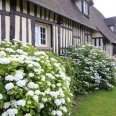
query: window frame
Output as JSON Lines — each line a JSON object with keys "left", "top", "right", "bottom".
{"left": 83, "top": 0, "right": 89, "bottom": 16}
{"left": 35, "top": 25, "right": 47, "bottom": 47}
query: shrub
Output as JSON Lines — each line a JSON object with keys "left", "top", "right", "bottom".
{"left": 64, "top": 44, "right": 116, "bottom": 94}
{"left": 0, "top": 40, "right": 73, "bottom": 116}
{"left": 45, "top": 52, "right": 77, "bottom": 94}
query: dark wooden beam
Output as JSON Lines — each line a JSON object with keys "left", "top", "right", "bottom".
{"left": 26, "top": 18, "right": 29, "bottom": 43}
{"left": 14, "top": 11, "right": 59, "bottom": 26}
{"left": 20, "top": 0, "right": 23, "bottom": 13}
{"left": 44, "top": 9, "right": 46, "bottom": 20}
{"left": 2, "top": 0, "right": 6, "bottom": 11}
{"left": 80, "top": 24, "right": 82, "bottom": 43}
{"left": 65, "top": 28, "right": 66, "bottom": 49}
{"left": 48, "top": 11, "right": 51, "bottom": 21}
{"left": 0, "top": 10, "right": 10, "bottom": 15}
{"left": 62, "top": 28, "right": 63, "bottom": 53}
{"left": 58, "top": 26, "right": 61, "bottom": 54}
{"left": 99, "top": 38, "right": 101, "bottom": 46}
{"left": 73, "top": 36, "right": 81, "bottom": 39}
{"left": 34, "top": 4, "right": 37, "bottom": 17}
{"left": 61, "top": 26, "right": 72, "bottom": 31}
{"left": 27, "top": 1, "right": 30, "bottom": 15}
{"left": 51, "top": 25, "right": 53, "bottom": 47}
{"left": 40, "top": 7, "right": 42, "bottom": 18}
{"left": 54, "top": 13, "right": 56, "bottom": 22}
{"left": 19, "top": 17, "right": 22, "bottom": 41}
{"left": 72, "top": 21, "right": 74, "bottom": 45}
{"left": 92, "top": 37, "right": 103, "bottom": 39}
{"left": 31, "top": 19, "right": 35, "bottom": 46}
{"left": 1, "top": 15, "right": 5, "bottom": 40}
{"left": 10, "top": 0, "right": 16, "bottom": 41}
{"left": 94, "top": 38, "right": 96, "bottom": 46}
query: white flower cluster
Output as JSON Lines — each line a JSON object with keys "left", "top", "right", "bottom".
{"left": 5, "top": 48, "right": 14, "bottom": 53}
{"left": 27, "top": 82, "right": 38, "bottom": 89}
{"left": 2, "top": 108, "right": 18, "bottom": 116}
{"left": 16, "top": 49, "right": 28, "bottom": 56}
{"left": 16, "top": 100, "right": 26, "bottom": 107}
{"left": 0, "top": 51, "right": 6, "bottom": 56}
{"left": 68, "top": 44, "right": 116, "bottom": 92}
{"left": 0, "top": 58, "right": 10, "bottom": 64}
{"left": 5, "top": 83, "right": 14, "bottom": 90}
{"left": 0, "top": 41, "right": 72, "bottom": 116}
{"left": 5, "top": 73, "right": 24, "bottom": 82}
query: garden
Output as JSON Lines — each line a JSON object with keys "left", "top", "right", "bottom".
{"left": 0, "top": 40, "right": 116, "bottom": 116}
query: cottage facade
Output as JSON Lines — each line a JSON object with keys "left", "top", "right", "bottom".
{"left": 0, "top": 0, "right": 116, "bottom": 55}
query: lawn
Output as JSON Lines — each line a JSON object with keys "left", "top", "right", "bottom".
{"left": 73, "top": 87, "right": 116, "bottom": 116}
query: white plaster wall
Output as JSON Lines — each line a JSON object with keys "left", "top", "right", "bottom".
{"left": 110, "top": 26, "right": 114, "bottom": 32}
{"left": 92, "top": 31, "right": 103, "bottom": 38}
{"left": 106, "top": 43, "right": 113, "bottom": 55}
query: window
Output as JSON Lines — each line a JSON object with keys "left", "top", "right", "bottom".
{"left": 84, "top": 1, "right": 89, "bottom": 15}
{"left": 35, "top": 25, "right": 47, "bottom": 46}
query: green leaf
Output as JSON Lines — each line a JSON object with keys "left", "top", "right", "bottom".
{"left": 0, "top": 82, "right": 6, "bottom": 93}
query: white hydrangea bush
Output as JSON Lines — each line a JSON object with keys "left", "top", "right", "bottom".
{"left": 65, "top": 44, "right": 116, "bottom": 94}
{"left": 0, "top": 40, "right": 73, "bottom": 116}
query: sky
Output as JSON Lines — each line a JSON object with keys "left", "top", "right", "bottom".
{"left": 94, "top": 0, "right": 116, "bottom": 18}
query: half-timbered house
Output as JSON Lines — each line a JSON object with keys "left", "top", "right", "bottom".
{"left": 0, "top": 0, "right": 116, "bottom": 55}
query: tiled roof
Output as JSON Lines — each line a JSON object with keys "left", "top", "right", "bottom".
{"left": 90, "top": 6, "right": 116, "bottom": 43}
{"left": 28, "top": 0, "right": 97, "bottom": 30}
{"left": 104, "top": 17, "right": 116, "bottom": 26}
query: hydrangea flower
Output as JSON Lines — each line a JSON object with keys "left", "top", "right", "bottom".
{"left": 51, "top": 110, "right": 56, "bottom": 115}
{"left": 5, "top": 83, "right": 14, "bottom": 90}
{"left": 49, "top": 91, "right": 58, "bottom": 98}
{"left": 33, "top": 95, "right": 38, "bottom": 102}
{"left": 29, "top": 73, "right": 34, "bottom": 78}
{"left": 0, "top": 58, "right": 10, "bottom": 64}
{"left": 27, "top": 91, "right": 34, "bottom": 96}
{"left": 42, "top": 98, "right": 47, "bottom": 102}
{"left": 16, "top": 100, "right": 26, "bottom": 107}
{"left": 3, "top": 102, "right": 11, "bottom": 109}
{"left": 5, "top": 75, "right": 14, "bottom": 81}
{"left": 60, "top": 98, "right": 65, "bottom": 104}
{"left": 25, "top": 113, "right": 32, "bottom": 116}
{"left": 0, "top": 51, "right": 6, "bottom": 56}
{"left": 28, "top": 82, "right": 38, "bottom": 89}
{"left": 55, "top": 99, "right": 62, "bottom": 106}
{"left": 35, "top": 90, "right": 41, "bottom": 95}
{"left": 56, "top": 110, "right": 62, "bottom": 116}
{"left": 50, "top": 58, "right": 57, "bottom": 62}
{"left": 5, "top": 48, "right": 14, "bottom": 52}
{"left": 0, "top": 93, "right": 3, "bottom": 100}
{"left": 6, "top": 108, "right": 18, "bottom": 116}
{"left": 14, "top": 74, "right": 23, "bottom": 81}
{"left": 39, "top": 103, "right": 44, "bottom": 109}
{"left": 2, "top": 112, "right": 8, "bottom": 116}
{"left": 16, "top": 80, "right": 26, "bottom": 87}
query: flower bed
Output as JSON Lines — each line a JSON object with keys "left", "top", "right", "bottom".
{"left": 64, "top": 44, "right": 116, "bottom": 94}
{"left": 0, "top": 40, "right": 73, "bottom": 116}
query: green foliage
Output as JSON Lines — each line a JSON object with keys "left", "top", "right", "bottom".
{"left": 0, "top": 40, "right": 73, "bottom": 116}
{"left": 64, "top": 44, "right": 116, "bottom": 94}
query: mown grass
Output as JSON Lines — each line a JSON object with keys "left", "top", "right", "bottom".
{"left": 73, "top": 87, "right": 116, "bottom": 116}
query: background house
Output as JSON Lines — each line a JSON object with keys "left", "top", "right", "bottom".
{"left": 104, "top": 17, "right": 116, "bottom": 34}
{"left": 0, "top": 0, "right": 116, "bottom": 55}
{"left": 90, "top": 6, "right": 116, "bottom": 55}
